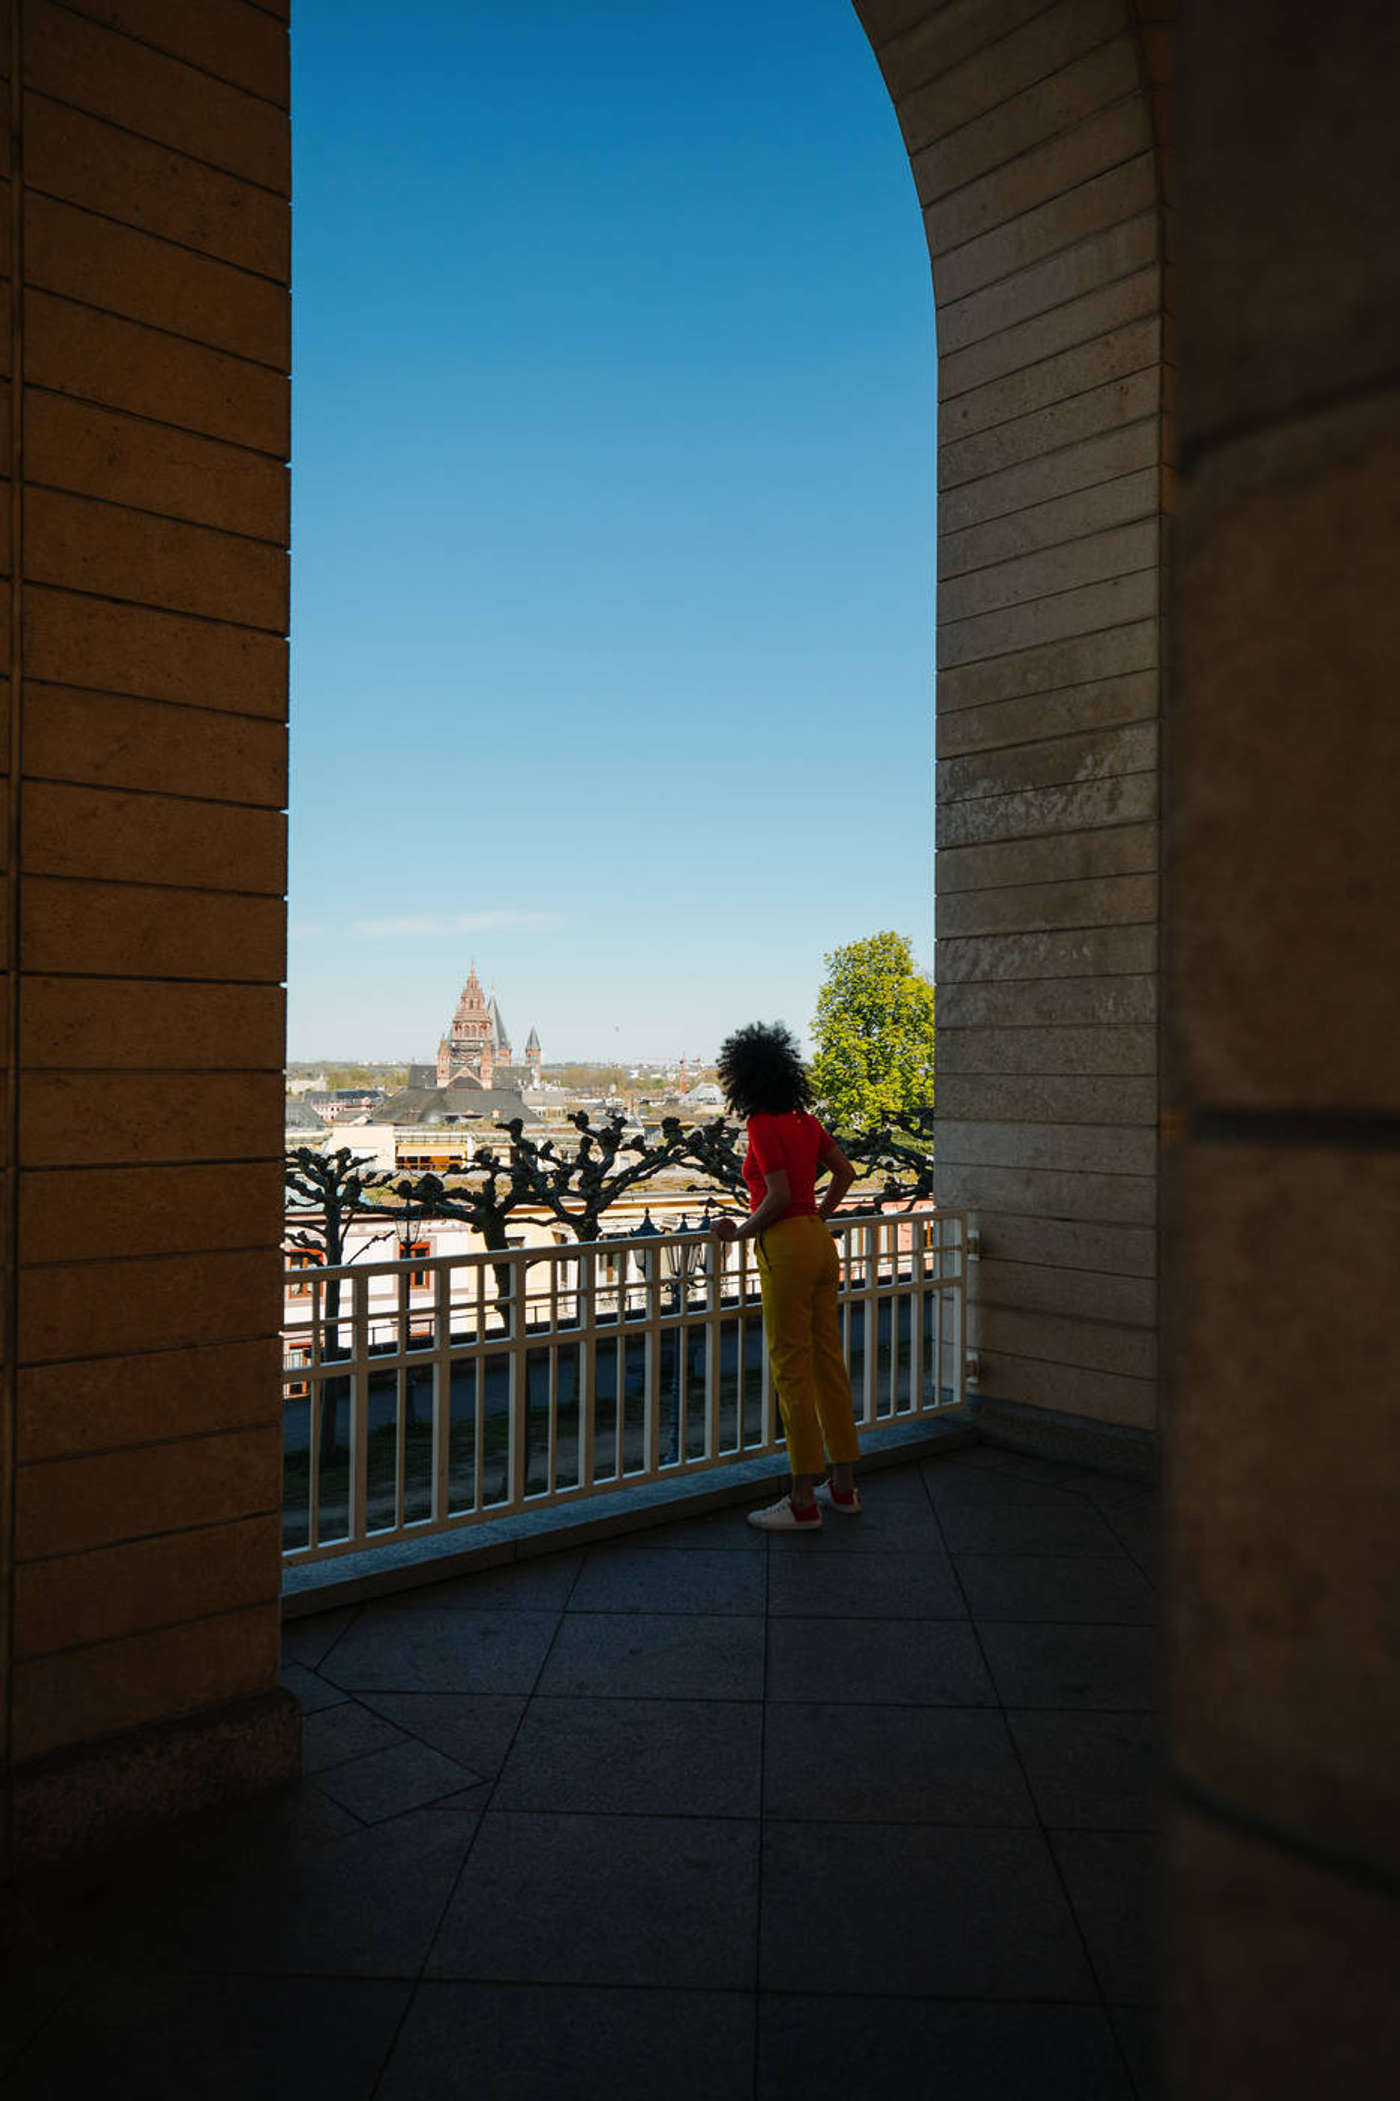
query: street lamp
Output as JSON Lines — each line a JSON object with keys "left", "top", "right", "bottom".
{"left": 628, "top": 1208, "right": 662, "bottom": 1294}
{"left": 660, "top": 1212, "right": 706, "bottom": 1291}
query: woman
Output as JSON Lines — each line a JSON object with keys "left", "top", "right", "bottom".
{"left": 711, "top": 1021, "right": 862, "bottom": 1530}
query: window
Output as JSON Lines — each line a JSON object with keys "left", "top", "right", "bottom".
{"left": 288, "top": 1249, "right": 323, "bottom": 1297}
{"left": 286, "top": 1346, "right": 310, "bottom": 1400}
{"left": 401, "top": 1239, "right": 432, "bottom": 1288}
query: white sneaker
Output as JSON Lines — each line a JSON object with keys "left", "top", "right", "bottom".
{"left": 747, "top": 1495, "right": 822, "bottom": 1532}
{"left": 815, "top": 1479, "right": 862, "bottom": 1514}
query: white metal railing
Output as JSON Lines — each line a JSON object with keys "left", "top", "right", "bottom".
{"left": 281, "top": 1212, "right": 969, "bottom": 1566}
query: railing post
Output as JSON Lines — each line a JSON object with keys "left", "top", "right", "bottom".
{"left": 506, "top": 1253, "right": 528, "bottom": 1512}
{"left": 432, "top": 1258, "right": 452, "bottom": 1524}
{"left": 351, "top": 1268, "right": 370, "bottom": 1549}
{"left": 307, "top": 1269, "right": 322, "bottom": 1549}
{"left": 579, "top": 1249, "right": 597, "bottom": 1491}
{"left": 861, "top": 1220, "right": 879, "bottom": 1426}
{"left": 703, "top": 1236, "right": 721, "bottom": 1463}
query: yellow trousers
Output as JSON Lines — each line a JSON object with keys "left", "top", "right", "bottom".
{"left": 755, "top": 1215, "right": 861, "bottom": 1477}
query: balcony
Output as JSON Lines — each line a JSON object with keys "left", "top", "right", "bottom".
{"left": 3, "top": 1443, "right": 1159, "bottom": 2098}
{"left": 279, "top": 1214, "right": 972, "bottom": 1591}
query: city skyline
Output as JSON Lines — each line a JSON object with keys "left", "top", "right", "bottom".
{"left": 286, "top": 953, "right": 769, "bottom": 1072}
{"left": 287, "top": 0, "right": 937, "bottom": 1061}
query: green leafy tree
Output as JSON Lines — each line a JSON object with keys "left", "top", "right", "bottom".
{"left": 810, "top": 930, "right": 935, "bottom": 1133}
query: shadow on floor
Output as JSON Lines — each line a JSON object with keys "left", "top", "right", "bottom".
{"left": 1, "top": 1450, "right": 1161, "bottom": 2100}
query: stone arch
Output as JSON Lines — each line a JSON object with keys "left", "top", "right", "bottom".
{"left": 857, "top": 0, "right": 1175, "bottom": 1456}
{"left": 0, "top": 0, "right": 1181, "bottom": 1858}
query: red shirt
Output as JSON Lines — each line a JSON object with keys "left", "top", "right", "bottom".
{"left": 742, "top": 1110, "right": 833, "bottom": 1221}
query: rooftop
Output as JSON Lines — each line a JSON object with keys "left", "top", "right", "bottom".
{"left": 2, "top": 1446, "right": 1159, "bottom": 2099}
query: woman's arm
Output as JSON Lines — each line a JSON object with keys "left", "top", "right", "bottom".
{"left": 713, "top": 1169, "right": 790, "bottom": 1241}
{"left": 816, "top": 1142, "right": 856, "bottom": 1221}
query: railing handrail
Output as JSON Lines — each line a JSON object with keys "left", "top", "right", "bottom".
{"left": 281, "top": 1209, "right": 969, "bottom": 1569}
{"left": 284, "top": 1209, "right": 946, "bottom": 1286}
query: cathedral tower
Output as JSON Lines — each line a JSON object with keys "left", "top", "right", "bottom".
{"left": 437, "top": 963, "right": 493, "bottom": 1088}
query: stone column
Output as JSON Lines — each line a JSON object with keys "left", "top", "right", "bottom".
{"left": 1165, "top": 0, "right": 1400, "bottom": 2088}
{"left": 1, "top": 0, "right": 297, "bottom": 1872}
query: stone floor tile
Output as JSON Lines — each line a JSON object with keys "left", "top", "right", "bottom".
{"left": 766, "top": 1498, "right": 944, "bottom": 1553}
{"left": 758, "top": 1995, "right": 1135, "bottom": 2101}
{"left": 433, "top": 1782, "right": 495, "bottom": 1811}
{"left": 1007, "top": 1711, "right": 1161, "bottom": 1830}
{"left": 427, "top": 1811, "right": 759, "bottom": 1988}
{"left": 760, "top": 1823, "right": 1096, "bottom": 2001}
{"left": 995, "top": 1457, "right": 1086, "bottom": 1484}
{"left": 767, "top": 1550, "right": 965, "bottom": 1619}
{"left": 301, "top": 1699, "right": 406, "bottom": 1775}
{"left": 323, "top": 1607, "right": 561, "bottom": 1693}
{"left": 536, "top": 1612, "right": 765, "bottom": 1700}
{"left": 0, "top": 1972, "right": 411, "bottom": 2101}
{"left": 182, "top": 1779, "right": 364, "bottom": 1875}
{"left": 1099, "top": 1501, "right": 1161, "bottom": 1579}
{"left": 847, "top": 1466, "right": 937, "bottom": 1504}
{"left": 494, "top": 1697, "right": 762, "bottom": 1817}
{"left": 278, "top": 1659, "right": 347, "bottom": 1713}
{"left": 924, "top": 1465, "right": 1084, "bottom": 1511}
{"left": 956, "top": 1554, "right": 1156, "bottom": 1624}
{"left": 356, "top": 1692, "right": 528, "bottom": 1774}
{"left": 629, "top": 1507, "right": 766, "bottom": 1550}
{"left": 281, "top": 1606, "right": 358, "bottom": 1670}
{"left": 763, "top": 1704, "right": 1035, "bottom": 1825}
{"left": 371, "top": 1553, "right": 583, "bottom": 1613}
{"left": 0, "top": 1964, "right": 73, "bottom": 2083}
{"left": 133, "top": 1809, "right": 480, "bottom": 1978}
{"left": 1060, "top": 1471, "right": 1159, "bottom": 1508}
{"left": 767, "top": 1616, "right": 994, "bottom": 1706}
{"left": 977, "top": 1621, "right": 1159, "bottom": 1711}
{"left": 378, "top": 1981, "right": 755, "bottom": 2101}
{"left": 569, "top": 1544, "right": 766, "bottom": 1615}
{"left": 1052, "top": 1829, "right": 1160, "bottom": 2004}
{"left": 1109, "top": 2003, "right": 1160, "bottom": 2098}
{"left": 313, "top": 1738, "right": 482, "bottom": 1823}
{"left": 935, "top": 1499, "right": 1126, "bottom": 1554}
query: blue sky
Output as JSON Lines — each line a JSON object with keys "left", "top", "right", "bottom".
{"left": 288, "top": 0, "right": 936, "bottom": 1063}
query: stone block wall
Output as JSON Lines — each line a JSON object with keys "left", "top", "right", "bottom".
{"left": 1165, "top": 0, "right": 1400, "bottom": 2088}
{"left": 857, "top": 0, "right": 1171, "bottom": 1440}
{"left": 1, "top": 0, "right": 296, "bottom": 1868}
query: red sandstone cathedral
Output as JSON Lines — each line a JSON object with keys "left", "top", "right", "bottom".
{"left": 436, "top": 965, "right": 541, "bottom": 1090}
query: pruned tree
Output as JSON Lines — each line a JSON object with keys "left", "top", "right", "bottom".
{"left": 841, "top": 1106, "right": 936, "bottom": 1208}
{"left": 396, "top": 1138, "right": 535, "bottom": 1333}
{"left": 285, "top": 1144, "right": 395, "bottom": 1266}
{"left": 660, "top": 1115, "right": 745, "bottom": 1201}
{"left": 285, "top": 1145, "right": 399, "bottom": 1465}
{"left": 661, "top": 1105, "right": 934, "bottom": 1212}
{"left": 509, "top": 1112, "right": 684, "bottom": 1243}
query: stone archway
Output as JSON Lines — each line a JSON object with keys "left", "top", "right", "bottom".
{"left": 858, "top": 0, "right": 1173, "bottom": 1459}
{"left": 0, "top": 0, "right": 1175, "bottom": 1862}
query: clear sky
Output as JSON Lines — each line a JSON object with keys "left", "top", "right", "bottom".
{"left": 288, "top": 0, "right": 936, "bottom": 1065}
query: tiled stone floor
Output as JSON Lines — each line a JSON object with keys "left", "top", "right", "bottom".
{"left": 1, "top": 1449, "right": 1161, "bottom": 2099}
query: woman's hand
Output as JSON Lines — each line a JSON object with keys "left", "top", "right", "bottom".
{"left": 711, "top": 1215, "right": 740, "bottom": 1243}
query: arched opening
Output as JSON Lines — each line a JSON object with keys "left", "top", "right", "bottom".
{"left": 1, "top": 0, "right": 1170, "bottom": 1859}
{"left": 286, "top": 0, "right": 937, "bottom": 1076}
